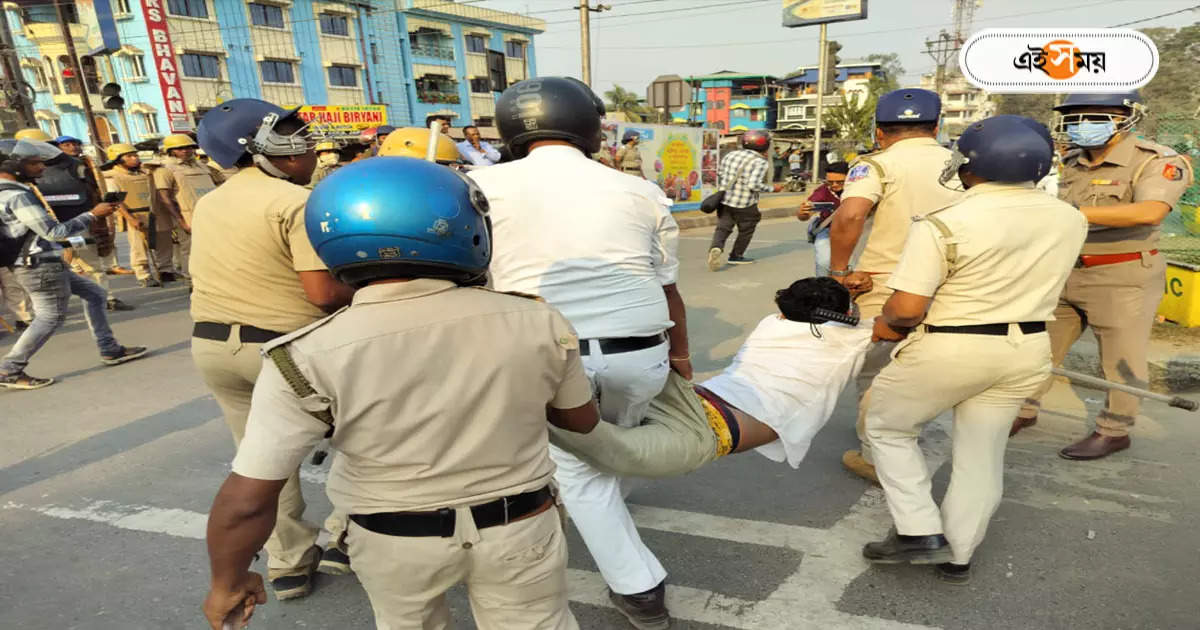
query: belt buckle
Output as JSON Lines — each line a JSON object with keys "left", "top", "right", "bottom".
{"left": 502, "top": 496, "right": 511, "bottom": 525}
{"left": 437, "top": 507, "right": 453, "bottom": 537}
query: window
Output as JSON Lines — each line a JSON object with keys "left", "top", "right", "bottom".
{"left": 45, "top": 120, "right": 62, "bottom": 137}
{"left": 749, "top": 109, "right": 762, "bottom": 122}
{"left": 784, "top": 104, "right": 803, "bottom": 118}
{"left": 370, "top": 42, "right": 380, "bottom": 64}
{"left": 328, "top": 65, "right": 357, "bottom": 87}
{"left": 126, "top": 55, "right": 147, "bottom": 79}
{"left": 469, "top": 77, "right": 490, "bottom": 93}
{"left": 168, "top": 0, "right": 208, "bottom": 19}
{"left": 505, "top": 40, "right": 525, "bottom": 59}
{"left": 28, "top": 64, "right": 47, "bottom": 90}
{"left": 415, "top": 74, "right": 459, "bottom": 103}
{"left": 465, "top": 35, "right": 486, "bottom": 54}
{"left": 319, "top": 13, "right": 349, "bottom": 36}
{"left": 260, "top": 60, "right": 295, "bottom": 84}
{"left": 486, "top": 50, "right": 506, "bottom": 92}
{"left": 79, "top": 56, "right": 101, "bottom": 94}
{"left": 43, "top": 57, "right": 59, "bottom": 95}
{"left": 409, "top": 28, "right": 453, "bottom": 59}
{"left": 731, "top": 109, "right": 747, "bottom": 118}
{"left": 139, "top": 112, "right": 160, "bottom": 135}
{"left": 181, "top": 53, "right": 221, "bottom": 79}
{"left": 249, "top": 3, "right": 285, "bottom": 28}
{"left": 113, "top": 0, "right": 132, "bottom": 14}
{"left": 475, "top": 116, "right": 493, "bottom": 127}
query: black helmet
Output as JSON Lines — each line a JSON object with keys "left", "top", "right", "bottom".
{"left": 497, "top": 76, "right": 604, "bottom": 159}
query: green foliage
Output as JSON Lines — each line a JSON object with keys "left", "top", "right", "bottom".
{"left": 991, "top": 94, "right": 1057, "bottom": 127}
{"left": 604, "top": 85, "right": 652, "bottom": 122}
{"left": 825, "top": 91, "right": 875, "bottom": 145}
{"left": 865, "top": 52, "right": 902, "bottom": 94}
{"left": 1139, "top": 25, "right": 1200, "bottom": 137}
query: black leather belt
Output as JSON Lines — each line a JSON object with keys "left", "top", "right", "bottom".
{"left": 349, "top": 486, "right": 553, "bottom": 538}
{"left": 578, "top": 333, "right": 666, "bottom": 356}
{"left": 192, "top": 321, "right": 286, "bottom": 344}
{"left": 924, "top": 322, "right": 1047, "bottom": 335}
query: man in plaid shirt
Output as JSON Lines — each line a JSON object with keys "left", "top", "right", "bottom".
{"left": 0, "top": 140, "right": 146, "bottom": 390}
{"left": 708, "top": 130, "right": 781, "bottom": 270}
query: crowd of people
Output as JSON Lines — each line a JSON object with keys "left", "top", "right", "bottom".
{"left": 0, "top": 77, "right": 1187, "bottom": 630}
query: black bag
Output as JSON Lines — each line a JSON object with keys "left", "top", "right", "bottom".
{"left": 0, "top": 182, "right": 33, "bottom": 268}
{"left": 699, "top": 190, "right": 725, "bottom": 214}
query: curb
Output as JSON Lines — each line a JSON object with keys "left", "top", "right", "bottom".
{"left": 675, "top": 206, "right": 797, "bottom": 230}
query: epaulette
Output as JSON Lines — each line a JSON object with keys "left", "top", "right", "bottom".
{"left": 1133, "top": 137, "right": 1179, "bottom": 157}
{"left": 912, "top": 202, "right": 965, "bottom": 277}
{"left": 472, "top": 286, "right": 545, "bottom": 302}
{"left": 260, "top": 306, "right": 348, "bottom": 354}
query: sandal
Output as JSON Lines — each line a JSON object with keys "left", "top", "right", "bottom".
{"left": 0, "top": 371, "right": 55, "bottom": 390}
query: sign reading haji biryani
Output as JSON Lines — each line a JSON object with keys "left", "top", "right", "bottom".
{"left": 296, "top": 105, "right": 388, "bottom": 133}
{"left": 959, "top": 28, "right": 1159, "bottom": 93}
{"left": 782, "top": 0, "right": 867, "bottom": 28}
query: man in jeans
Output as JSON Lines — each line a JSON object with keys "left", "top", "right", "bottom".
{"left": 708, "top": 130, "right": 781, "bottom": 270}
{"left": 0, "top": 140, "right": 147, "bottom": 390}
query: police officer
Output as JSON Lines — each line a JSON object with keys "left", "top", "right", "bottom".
{"left": 827, "top": 88, "right": 962, "bottom": 483}
{"left": 191, "top": 99, "right": 356, "bottom": 600}
{"left": 377, "top": 127, "right": 462, "bottom": 165}
{"left": 154, "top": 133, "right": 222, "bottom": 282}
{"left": 471, "top": 77, "right": 687, "bottom": 630}
{"left": 861, "top": 116, "right": 1087, "bottom": 584}
{"left": 615, "top": 130, "right": 644, "bottom": 177}
{"left": 203, "top": 156, "right": 597, "bottom": 630}
{"left": 1014, "top": 92, "right": 1193, "bottom": 460}
{"left": 52, "top": 134, "right": 134, "bottom": 278}
{"left": 104, "top": 144, "right": 175, "bottom": 287}
{"left": 308, "top": 140, "right": 341, "bottom": 188}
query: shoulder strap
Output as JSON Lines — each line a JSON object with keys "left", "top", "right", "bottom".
{"left": 265, "top": 345, "right": 335, "bottom": 429}
{"left": 1129, "top": 153, "right": 1159, "bottom": 186}
{"left": 920, "top": 211, "right": 959, "bottom": 277}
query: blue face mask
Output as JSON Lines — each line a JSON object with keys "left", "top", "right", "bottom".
{"left": 1067, "top": 121, "right": 1116, "bottom": 148}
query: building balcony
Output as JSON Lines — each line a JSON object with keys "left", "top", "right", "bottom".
{"left": 23, "top": 22, "right": 87, "bottom": 49}
{"left": 411, "top": 43, "right": 455, "bottom": 60}
{"left": 417, "top": 90, "right": 461, "bottom": 105}
{"left": 52, "top": 92, "right": 107, "bottom": 111}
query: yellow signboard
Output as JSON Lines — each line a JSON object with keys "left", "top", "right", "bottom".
{"left": 783, "top": 0, "right": 868, "bottom": 27}
{"left": 296, "top": 105, "right": 388, "bottom": 133}
{"left": 1160, "top": 262, "right": 1200, "bottom": 327}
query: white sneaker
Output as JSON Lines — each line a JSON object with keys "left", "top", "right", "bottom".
{"left": 707, "top": 247, "right": 724, "bottom": 272}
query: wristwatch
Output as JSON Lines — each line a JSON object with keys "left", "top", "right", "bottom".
{"left": 829, "top": 268, "right": 853, "bottom": 277}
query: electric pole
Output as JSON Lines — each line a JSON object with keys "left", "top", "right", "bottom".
{"left": 0, "top": 8, "right": 34, "bottom": 130}
{"left": 812, "top": 23, "right": 828, "bottom": 184}
{"left": 58, "top": 3, "right": 107, "bottom": 149}
{"left": 576, "top": 1, "right": 609, "bottom": 87}
{"left": 924, "top": 29, "right": 958, "bottom": 97}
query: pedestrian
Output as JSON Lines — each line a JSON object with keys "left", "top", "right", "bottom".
{"left": 860, "top": 116, "right": 1087, "bottom": 584}
{"left": 154, "top": 133, "right": 222, "bottom": 283}
{"left": 424, "top": 114, "right": 454, "bottom": 136}
{"left": 308, "top": 141, "right": 341, "bottom": 188}
{"left": 191, "top": 99, "right": 356, "bottom": 600}
{"left": 1015, "top": 92, "right": 1193, "bottom": 459}
{"left": 707, "top": 129, "right": 781, "bottom": 270}
{"left": 375, "top": 125, "right": 397, "bottom": 147}
{"left": 0, "top": 140, "right": 147, "bottom": 390}
{"left": 615, "top": 130, "right": 645, "bottom": 177}
{"left": 772, "top": 145, "right": 788, "bottom": 181}
{"left": 788, "top": 146, "right": 803, "bottom": 178}
{"left": 798, "top": 161, "right": 849, "bottom": 276}
{"left": 827, "top": 88, "right": 962, "bottom": 484}
{"left": 103, "top": 144, "right": 175, "bottom": 287}
{"left": 0, "top": 266, "right": 33, "bottom": 331}
{"left": 456, "top": 124, "right": 502, "bottom": 166}
{"left": 203, "top": 156, "right": 597, "bottom": 630}
{"left": 470, "top": 76, "right": 690, "bottom": 630}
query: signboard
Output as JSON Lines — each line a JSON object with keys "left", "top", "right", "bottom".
{"left": 296, "top": 105, "right": 388, "bottom": 133}
{"left": 783, "top": 0, "right": 868, "bottom": 28}
{"left": 76, "top": 0, "right": 122, "bottom": 54}
{"left": 599, "top": 121, "right": 719, "bottom": 212}
{"left": 141, "top": 0, "right": 193, "bottom": 133}
{"left": 959, "top": 28, "right": 1159, "bottom": 94}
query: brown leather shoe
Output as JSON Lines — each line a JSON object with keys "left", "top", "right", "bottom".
{"left": 842, "top": 449, "right": 880, "bottom": 485}
{"left": 106, "top": 266, "right": 135, "bottom": 275}
{"left": 1010, "top": 415, "right": 1037, "bottom": 437}
{"left": 609, "top": 581, "right": 670, "bottom": 630}
{"left": 1058, "top": 432, "right": 1130, "bottom": 460}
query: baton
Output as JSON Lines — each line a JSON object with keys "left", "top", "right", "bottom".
{"left": 1052, "top": 367, "right": 1199, "bottom": 412}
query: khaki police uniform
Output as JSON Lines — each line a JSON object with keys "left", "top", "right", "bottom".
{"left": 841, "top": 137, "right": 961, "bottom": 463}
{"left": 231, "top": 280, "right": 592, "bottom": 629}
{"left": 615, "top": 143, "right": 643, "bottom": 177}
{"left": 865, "top": 182, "right": 1087, "bottom": 564}
{"left": 307, "top": 163, "right": 338, "bottom": 189}
{"left": 107, "top": 164, "right": 174, "bottom": 281}
{"left": 189, "top": 167, "right": 332, "bottom": 580}
{"left": 153, "top": 155, "right": 221, "bottom": 277}
{"left": 1019, "top": 134, "right": 1192, "bottom": 437}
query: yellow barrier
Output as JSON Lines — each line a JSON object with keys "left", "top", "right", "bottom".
{"left": 1160, "top": 262, "right": 1200, "bottom": 327}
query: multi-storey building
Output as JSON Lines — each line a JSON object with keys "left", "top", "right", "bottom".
{"left": 669, "top": 72, "right": 777, "bottom": 133}
{"left": 774, "top": 59, "right": 883, "bottom": 132}
{"left": 3, "top": 0, "right": 542, "bottom": 143}
{"left": 919, "top": 72, "right": 993, "bottom": 139}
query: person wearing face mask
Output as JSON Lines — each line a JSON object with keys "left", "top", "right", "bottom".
{"left": 1013, "top": 92, "right": 1193, "bottom": 460}
{"left": 308, "top": 141, "right": 341, "bottom": 188}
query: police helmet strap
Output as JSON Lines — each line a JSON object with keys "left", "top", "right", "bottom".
{"left": 939, "top": 149, "right": 968, "bottom": 189}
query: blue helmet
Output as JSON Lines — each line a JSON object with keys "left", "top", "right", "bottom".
{"left": 52, "top": 135, "right": 82, "bottom": 146}
{"left": 197, "top": 98, "right": 308, "bottom": 169}
{"left": 944, "top": 115, "right": 1053, "bottom": 184}
{"left": 1053, "top": 91, "right": 1141, "bottom": 112}
{"left": 305, "top": 157, "right": 491, "bottom": 287}
{"left": 621, "top": 130, "right": 640, "bottom": 144}
{"left": 1052, "top": 91, "right": 1144, "bottom": 147}
{"left": 875, "top": 89, "right": 941, "bottom": 124}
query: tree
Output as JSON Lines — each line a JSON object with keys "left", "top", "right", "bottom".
{"left": 992, "top": 94, "right": 1058, "bottom": 126}
{"left": 865, "top": 52, "right": 903, "bottom": 94}
{"left": 604, "top": 85, "right": 648, "bottom": 122}
{"left": 1139, "top": 25, "right": 1200, "bottom": 137}
{"left": 825, "top": 91, "right": 875, "bottom": 146}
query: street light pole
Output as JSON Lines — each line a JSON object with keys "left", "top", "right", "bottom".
{"left": 576, "top": 1, "right": 609, "bottom": 87}
{"left": 0, "top": 9, "right": 35, "bottom": 129}
{"left": 57, "top": 3, "right": 107, "bottom": 149}
{"left": 812, "top": 23, "right": 827, "bottom": 184}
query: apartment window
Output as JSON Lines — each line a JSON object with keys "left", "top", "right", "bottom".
{"left": 784, "top": 104, "right": 803, "bottom": 118}
{"left": 409, "top": 28, "right": 453, "bottom": 60}
{"left": 181, "top": 53, "right": 221, "bottom": 79}
{"left": 126, "top": 55, "right": 147, "bottom": 79}
{"left": 469, "top": 77, "right": 490, "bottom": 93}
{"left": 249, "top": 3, "right": 285, "bottom": 28}
{"left": 328, "top": 65, "right": 357, "bottom": 87}
{"left": 260, "top": 60, "right": 295, "bottom": 84}
{"left": 370, "top": 42, "right": 380, "bottom": 64}
{"left": 113, "top": 0, "right": 132, "bottom": 14}
{"left": 43, "top": 57, "right": 59, "bottom": 95}
{"left": 139, "top": 112, "right": 160, "bottom": 135}
{"left": 319, "top": 13, "right": 349, "bottom": 36}
{"left": 486, "top": 50, "right": 506, "bottom": 92}
{"left": 750, "top": 109, "right": 762, "bottom": 121}
{"left": 168, "top": 0, "right": 208, "bottom": 19}
{"left": 505, "top": 40, "right": 524, "bottom": 59}
{"left": 731, "top": 109, "right": 746, "bottom": 118}
{"left": 465, "top": 35, "right": 486, "bottom": 54}
{"left": 45, "top": 120, "right": 62, "bottom": 137}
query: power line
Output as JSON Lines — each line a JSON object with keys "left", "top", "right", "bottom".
{"left": 541, "top": 0, "right": 771, "bottom": 26}
{"left": 1110, "top": 3, "right": 1200, "bottom": 27}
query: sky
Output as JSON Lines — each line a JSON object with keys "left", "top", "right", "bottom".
{"left": 474, "top": 0, "right": 1200, "bottom": 98}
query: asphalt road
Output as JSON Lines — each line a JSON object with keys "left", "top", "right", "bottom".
{"left": 2, "top": 217, "right": 1198, "bottom": 629}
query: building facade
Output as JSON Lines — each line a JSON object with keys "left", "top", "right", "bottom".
{"left": 3, "top": 0, "right": 542, "bottom": 144}
{"left": 774, "top": 60, "right": 882, "bottom": 132}
{"left": 670, "top": 72, "right": 777, "bottom": 133}
{"left": 919, "top": 72, "right": 993, "bottom": 140}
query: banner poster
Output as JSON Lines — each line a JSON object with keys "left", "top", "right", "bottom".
{"left": 600, "top": 121, "right": 719, "bottom": 212}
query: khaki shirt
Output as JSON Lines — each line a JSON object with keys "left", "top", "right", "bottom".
{"left": 889, "top": 182, "right": 1088, "bottom": 326}
{"left": 153, "top": 156, "right": 221, "bottom": 214}
{"left": 188, "top": 168, "right": 328, "bottom": 332}
{"left": 843, "top": 137, "right": 962, "bottom": 273}
{"left": 106, "top": 165, "right": 160, "bottom": 215}
{"left": 616, "top": 144, "right": 643, "bottom": 174}
{"left": 1058, "top": 133, "right": 1192, "bottom": 255}
{"left": 231, "top": 280, "right": 594, "bottom": 514}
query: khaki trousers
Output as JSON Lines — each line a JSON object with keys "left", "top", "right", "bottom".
{"left": 0, "top": 267, "right": 33, "bottom": 323}
{"left": 347, "top": 508, "right": 577, "bottom": 630}
{"left": 126, "top": 211, "right": 175, "bottom": 281}
{"left": 865, "top": 328, "right": 1050, "bottom": 564}
{"left": 68, "top": 245, "right": 111, "bottom": 293}
{"left": 191, "top": 333, "right": 336, "bottom": 576}
{"left": 173, "top": 210, "right": 193, "bottom": 277}
{"left": 852, "top": 276, "right": 896, "bottom": 464}
{"left": 1019, "top": 254, "right": 1164, "bottom": 436}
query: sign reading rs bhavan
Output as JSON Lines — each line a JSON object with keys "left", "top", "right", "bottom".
{"left": 297, "top": 105, "right": 388, "bottom": 133}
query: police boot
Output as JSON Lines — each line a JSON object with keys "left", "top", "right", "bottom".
{"left": 107, "top": 297, "right": 135, "bottom": 311}
{"left": 862, "top": 529, "right": 953, "bottom": 565}
{"left": 1058, "top": 432, "right": 1131, "bottom": 460}
{"left": 609, "top": 580, "right": 670, "bottom": 630}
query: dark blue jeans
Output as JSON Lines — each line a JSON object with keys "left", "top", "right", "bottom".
{"left": 0, "top": 260, "right": 121, "bottom": 374}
